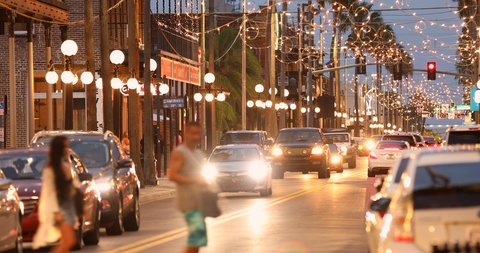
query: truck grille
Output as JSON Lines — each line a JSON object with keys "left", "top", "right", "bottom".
{"left": 20, "top": 196, "right": 38, "bottom": 217}
{"left": 284, "top": 147, "right": 311, "bottom": 157}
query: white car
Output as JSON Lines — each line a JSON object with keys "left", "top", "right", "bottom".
{"left": 366, "top": 150, "right": 418, "bottom": 253}
{"left": 368, "top": 141, "right": 410, "bottom": 177}
{"left": 376, "top": 146, "right": 480, "bottom": 253}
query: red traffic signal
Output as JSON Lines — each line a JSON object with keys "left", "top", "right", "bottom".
{"left": 427, "top": 62, "right": 436, "bottom": 80}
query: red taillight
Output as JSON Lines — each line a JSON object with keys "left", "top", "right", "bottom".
{"left": 393, "top": 235, "right": 414, "bottom": 242}
{"left": 101, "top": 199, "right": 111, "bottom": 210}
{"left": 369, "top": 152, "right": 378, "bottom": 159}
{"left": 379, "top": 211, "right": 386, "bottom": 218}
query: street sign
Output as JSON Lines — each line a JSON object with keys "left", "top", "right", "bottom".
{"left": 441, "top": 104, "right": 449, "bottom": 114}
{"left": 448, "top": 112, "right": 455, "bottom": 119}
{"left": 163, "top": 98, "right": 184, "bottom": 108}
{"left": 456, "top": 104, "right": 471, "bottom": 110}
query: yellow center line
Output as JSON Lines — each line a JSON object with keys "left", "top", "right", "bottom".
{"left": 103, "top": 169, "right": 365, "bottom": 253}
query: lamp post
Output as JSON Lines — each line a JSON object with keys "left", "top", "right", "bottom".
{"left": 255, "top": 84, "right": 264, "bottom": 130}
{"left": 156, "top": 77, "right": 169, "bottom": 177}
{"left": 45, "top": 40, "right": 94, "bottom": 130}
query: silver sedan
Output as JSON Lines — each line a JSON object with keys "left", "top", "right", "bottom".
{"left": 203, "top": 145, "right": 273, "bottom": 197}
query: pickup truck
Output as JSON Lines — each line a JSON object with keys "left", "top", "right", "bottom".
{"left": 321, "top": 128, "right": 357, "bottom": 168}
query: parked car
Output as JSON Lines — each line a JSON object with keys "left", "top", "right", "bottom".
{"left": 443, "top": 125, "right": 480, "bottom": 145}
{"left": 377, "top": 146, "right": 480, "bottom": 253}
{"left": 31, "top": 131, "right": 140, "bottom": 235}
{"left": 203, "top": 145, "right": 272, "bottom": 197}
{"left": 408, "top": 132, "right": 427, "bottom": 147}
{"left": 0, "top": 179, "right": 23, "bottom": 253}
{"left": 368, "top": 140, "right": 410, "bottom": 177}
{"left": 322, "top": 128, "right": 357, "bottom": 168}
{"left": 365, "top": 150, "right": 418, "bottom": 253}
{"left": 271, "top": 128, "right": 331, "bottom": 179}
{"left": 0, "top": 148, "right": 100, "bottom": 249}
{"left": 382, "top": 133, "right": 418, "bottom": 148}
{"left": 220, "top": 131, "right": 273, "bottom": 153}
{"left": 423, "top": 136, "right": 438, "bottom": 147}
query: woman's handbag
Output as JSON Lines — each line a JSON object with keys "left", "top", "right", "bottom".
{"left": 201, "top": 190, "right": 221, "bottom": 218}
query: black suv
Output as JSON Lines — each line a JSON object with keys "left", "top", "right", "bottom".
{"left": 271, "top": 128, "right": 330, "bottom": 179}
{"left": 31, "top": 131, "right": 140, "bottom": 235}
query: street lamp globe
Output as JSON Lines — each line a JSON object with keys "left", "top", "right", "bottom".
{"left": 274, "top": 103, "right": 280, "bottom": 110}
{"left": 247, "top": 100, "right": 254, "bottom": 108}
{"left": 204, "top": 73, "right": 215, "bottom": 84}
{"left": 109, "top": 50, "right": 125, "bottom": 65}
{"left": 301, "top": 107, "right": 307, "bottom": 113}
{"left": 45, "top": 71, "right": 59, "bottom": 84}
{"left": 150, "top": 59, "right": 157, "bottom": 72}
{"left": 194, "top": 93, "right": 203, "bottom": 102}
{"left": 205, "top": 93, "right": 214, "bottom": 102}
{"left": 255, "top": 84, "right": 264, "bottom": 93}
{"left": 80, "top": 71, "right": 94, "bottom": 84}
{"left": 61, "top": 40, "right": 78, "bottom": 56}
{"left": 265, "top": 100, "right": 272, "bottom": 108}
{"left": 387, "top": 123, "right": 392, "bottom": 128}
{"left": 393, "top": 125, "right": 397, "bottom": 130}
{"left": 290, "top": 103, "right": 297, "bottom": 110}
{"left": 477, "top": 80, "right": 480, "bottom": 89}
{"left": 111, "top": 77, "right": 123, "bottom": 89}
{"left": 255, "top": 99, "right": 263, "bottom": 107}
{"left": 159, "top": 83, "right": 170, "bottom": 94}
{"left": 279, "top": 102, "right": 287, "bottom": 110}
{"left": 359, "top": 117, "right": 364, "bottom": 122}
{"left": 398, "top": 128, "right": 402, "bottom": 132}
{"left": 269, "top": 87, "right": 278, "bottom": 95}
{"left": 72, "top": 74, "right": 79, "bottom": 85}
{"left": 126, "top": 78, "right": 139, "bottom": 89}
{"left": 61, "top": 71, "right": 74, "bottom": 84}
{"left": 95, "top": 78, "right": 103, "bottom": 89}
{"left": 314, "top": 107, "right": 320, "bottom": 113}
{"left": 284, "top": 89, "right": 289, "bottom": 97}
{"left": 216, "top": 92, "right": 226, "bottom": 102}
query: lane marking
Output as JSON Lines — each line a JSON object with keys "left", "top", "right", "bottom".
{"left": 103, "top": 169, "right": 365, "bottom": 253}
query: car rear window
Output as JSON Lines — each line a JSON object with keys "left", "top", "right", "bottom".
{"left": 276, "top": 130, "right": 322, "bottom": 143}
{"left": 413, "top": 162, "right": 480, "bottom": 209}
{"left": 376, "top": 141, "right": 408, "bottom": 150}
{"left": 447, "top": 131, "right": 480, "bottom": 145}
{"left": 382, "top": 135, "right": 415, "bottom": 146}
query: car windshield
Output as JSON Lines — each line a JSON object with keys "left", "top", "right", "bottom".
{"left": 413, "top": 162, "right": 480, "bottom": 209}
{"left": 412, "top": 135, "right": 422, "bottom": 142}
{"left": 424, "top": 136, "right": 435, "bottom": 143}
{"left": 394, "top": 158, "right": 410, "bottom": 183}
{"left": 0, "top": 154, "right": 47, "bottom": 179}
{"left": 324, "top": 134, "right": 349, "bottom": 143}
{"left": 447, "top": 130, "right": 480, "bottom": 145}
{"left": 382, "top": 135, "right": 415, "bottom": 146}
{"left": 376, "top": 141, "right": 408, "bottom": 150}
{"left": 209, "top": 147, "right": 261, "bottom": 162}
{"left": 70, "top": 141, "right": 110, "bottom": 169}
{"left": 276, "top": 130, "right": 322, "bottom": 143}
{"left": 224, "top": 133, "right": 261, "bottom": 145}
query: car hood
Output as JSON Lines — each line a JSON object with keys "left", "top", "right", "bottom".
{"left": 209, "top": 161, "right": 262, "bottom": 173}
{"left": 11, "top": 179, "right": 42, "bottom": 198}
{"left": 334, "top": 142, "right": 351, "bottom": 148}
{"left": 275, "top": 142, "right": 322, "bottom": 148}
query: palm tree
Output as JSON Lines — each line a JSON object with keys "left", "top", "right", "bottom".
{"left": 453, "top": 0, "right": 477, "bottom": 87}
{"left": 209, "top": 28, "right": 264, "bottom": 131}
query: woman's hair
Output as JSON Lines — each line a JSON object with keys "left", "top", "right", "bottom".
{"left": 123, "top": 132, "right": 128, "bottom": 138}
{"left": 49, "top": 136, "right": 70, "bottom": 202}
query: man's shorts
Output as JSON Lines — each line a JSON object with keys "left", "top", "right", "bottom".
{"left": 184, "top": 210, "right": 207, "bottom": 247}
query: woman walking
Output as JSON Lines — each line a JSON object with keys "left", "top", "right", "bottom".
{"left": 33, "top": 136, "right": 80, "bottom": 252}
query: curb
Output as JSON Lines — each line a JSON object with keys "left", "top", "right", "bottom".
{"left": 139, "top": 189, "right": 176, "bottom": 204}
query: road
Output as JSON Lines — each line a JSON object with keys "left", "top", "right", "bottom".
{"left": 84, "top": 157, "right": 376, "bottom": 253}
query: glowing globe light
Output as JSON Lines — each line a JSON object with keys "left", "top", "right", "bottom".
{"left": 265, "top": 100, "right": 272, "bottom": 108}
{"left": 45, "top": 71, "right": 59, "bottom": 84}
{"left": 80, "top": 71, "right": 94, "bottom": 84}
{"left": 301, "top": 107, "right": 307, "bottom": 113}
{"left": 150, "top": 59, "right": 157, "bottom": 72}
{"left": 255, "top": 84, "right": 264, "bottom": 93}
{"left": 284, "top": 89, "right": 289, "bottom": 97}
{"left": 205, "top": 93, "right": 214, "bottom": 102}
{"left": 95, "top": 78, "right": 103, "bottom": 89}
{"left": 255, "top": 100, "right": 263, "bottom": 107}
{"left": 194, "top": 93, "right": 203, "bottom": 102}
{"left": 109, "top": 50, "right": 125, "bottom": 65}
{"left": 204, "top": 73, "right": 215, "bottom": 83}
{"left": 111, "top": 77, "right": 123, "bottom": 89}
{"left": 61, "top": 40, "right": 78, "bottom": 56}
{"left": 126, "top": 78, "right": 139, "bottom": 89}
{"left": 289, "top": 103, "right": 297, "bottom": 110}
{"left": 314, "top": 107, "right": 320, "bottom": 113}
{"left": 247, "top": 100, "right": 254, "bottom": 108}
{"left": 159, "top": 83, "right": 170, "bottom": 94}
{"left": 71, "top": 74, "right": 79, "bottom": 85}
{"left": 216, "top": 93, "right": 226, "bottom": 102}
{"left": 61, "top": 71, "right": 74, "bottom": 84}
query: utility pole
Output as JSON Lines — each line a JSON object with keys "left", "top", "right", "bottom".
{"left": 297, "top": 5, "right": 303, "bottom": 127}
{"left": 44, "top": 23, "right": 53, "bottom": 130}
{"left": 207, "top": 0, "right": 216, "bottom": 149}
{"left": 354, "top": 75, "right": 359, "bottom": 136}
{"left": 266, "top": 0, "right": 278, "bottom": 136}
{"left": 84, "top": 0, "right": 97, "bottom": 131}
{"left": 306, "top": 0, "right": 313, "bottom": 127}
{"left": 278, "top": 0, "right": 287, "bottom": 130}
{"left": 144, "top": 0, "right": 156, "bottom": 185}
{"left": 100, "top": 0, "right": 113, "bottom": 131}
{"left": 241, "top": 0, "right": 247, "bottom": 130}
{"left": 128, "top": 0, "right": 144, "bottom": 186}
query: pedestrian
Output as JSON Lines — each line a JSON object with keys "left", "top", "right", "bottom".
{"left": 33, "top": 136, "right": 80, "bottom": 252}
{"left": 177, "top": 130, "right": 183, "bottom": 145}
{"left": 122, "top": 131, "right": 130, "bottom": 154}
{"left": 168, "top": 122, "right": 208, "bottom": 253}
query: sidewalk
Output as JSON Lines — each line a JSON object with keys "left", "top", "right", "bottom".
{"left": 139, "top": 178, "right": 176, "bottom": 204}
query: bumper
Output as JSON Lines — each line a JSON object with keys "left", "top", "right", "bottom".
{"left": 368, "top": 159, "right": 396, "bottom": 174}
{"left": 98, "top": 192, "right": 119, "bottom": 227}
{"left": 272, "top": 155, "right": 325, "bottom": 172}
{"left": 215, "top": 175, "right": 267, "bottom": 192}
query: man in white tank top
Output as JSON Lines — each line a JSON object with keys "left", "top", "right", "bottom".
{"left": 168, "top": 122, "right": 207, "bottom": 253}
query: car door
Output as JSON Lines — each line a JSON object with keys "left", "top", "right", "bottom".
{"left": 112, "top": 140, "right": 135, "bottom": 211}
{"left": 70, "top": 154, "right": 97, "bottom": 230}
{"left": 0, "top": 180, "right": 17, "bottom": 251}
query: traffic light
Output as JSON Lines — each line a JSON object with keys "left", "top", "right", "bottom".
{"left": 427, "top": 62, "right": 436, "bottom": 80}
{"left": 393, "top": 63, "right": 402, "bottom": 81}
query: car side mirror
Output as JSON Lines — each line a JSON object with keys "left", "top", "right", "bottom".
{"left": 78, "top": 172, "right": 93, "bottom": 182}
{"left": 117, "top": 158, "right": 133, "bottom": 168}
{"left": 374, "top": 177, "right": 385, "bottom": 192}
{"left": 370, "top": 197, "right": 391, "bottom": 213}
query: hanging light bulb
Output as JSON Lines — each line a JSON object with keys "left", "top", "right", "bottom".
{"left": 216, "top": 92, "right": 226, "bottom": 101}
{"left": 45, "top": 71, "right": 59, "bottom": 84}
{"left": 95, "top": 78, "right": 103, "bottom": 89}
{"left": 111, "top": 77, "right": 123, "bottom": 89}
{"left": 80, "top": 71, "right": 94, "bottom": 84}
{"left": 126, "top": 78, "right": 139, "bottom": 89}
{"left": 205, "top": 93, "right": 214, "bottom": 102}
{"left": 61, "top": 71, "right": 74, "bottom": 84}
{"left": 194, "top": 93, "right": 202, "bottom": 102}
{"left": 159, "top": 83, "right": 170, "bottom": 94}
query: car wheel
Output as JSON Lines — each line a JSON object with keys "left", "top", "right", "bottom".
{"left": 106, "top": 198, "right": 124, "bottom": 236}
{"left": 7, "top": 215, "right": 22, "bottom": 253}
{"left": 326, "top": 169, "right": 331, "bottom": 178}
{"left": 301, "top": 171, "right": 308, "bottom": 174}
{"left": 123, "top": 194, "right": 140, "bottom": 232}
{"left": 348, "top": 156, "right": 357, "bottom": 168}
{"left": 71, "top": 220, "right": 84, "bottom": 251}
{"left": 368, "top": 170, "right": 375, "bottom": 177}
{"left": 317, "top": 169, "right": 326, "bottom": 179}
{"left": 83, "top": 207, "right": 100, "bottom": 245}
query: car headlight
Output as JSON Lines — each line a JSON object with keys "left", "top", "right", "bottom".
{"left": 248, "top": 162, "right": 268, "bottom": 180}
{"left": 331, "top": 155, "right": 342, "bottom": 164}
{"left": 358, "top": 145, "right": 364, "bottom": 150}
{"left": 95, "top": 181, "right": 114, "bottom": 192}
{"left": 311, "top": 146, "right": 323, "bottom": 155}
{"left": 366, "top": 140, "right": 375, "bottom": 150}
{"left": 340, "top": 146, "right": 347, "bottom": 155}
{"left": 272, "top": 147, "right": 283, "bottom": 156}
{"left": 202, "top": 165, "right": 217, "bottom": 181}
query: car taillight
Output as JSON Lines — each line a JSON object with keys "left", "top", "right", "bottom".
{"left": 392, "top": 216, "right": 414, "bottom": 242}
{"left": 369, "top": 152, "right": 378, "bottom": 159}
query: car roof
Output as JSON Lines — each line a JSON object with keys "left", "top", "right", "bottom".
{"left": 0, "top": 147, "right": 49, "bottom": 155}
{"left": 279, "top": 127, "right": 320, "bottom": 132}
{"left": 31, "top": 130, "right": 114, "bottom": 145}
{"left": 446, "top": 125, "right": 480, "bottom": 132}
{"left": 383, "top": 132, "right": 414, "bottom": 136}
{"left": 215, "top": 144, "right": 261, "bottom": 149}
{"left": 226, "top": 131, "right": 264, "bottom": 134}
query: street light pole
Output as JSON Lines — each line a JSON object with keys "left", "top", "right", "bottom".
{"left": 241, "top": 0, "right": 247, "bottom": 130}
